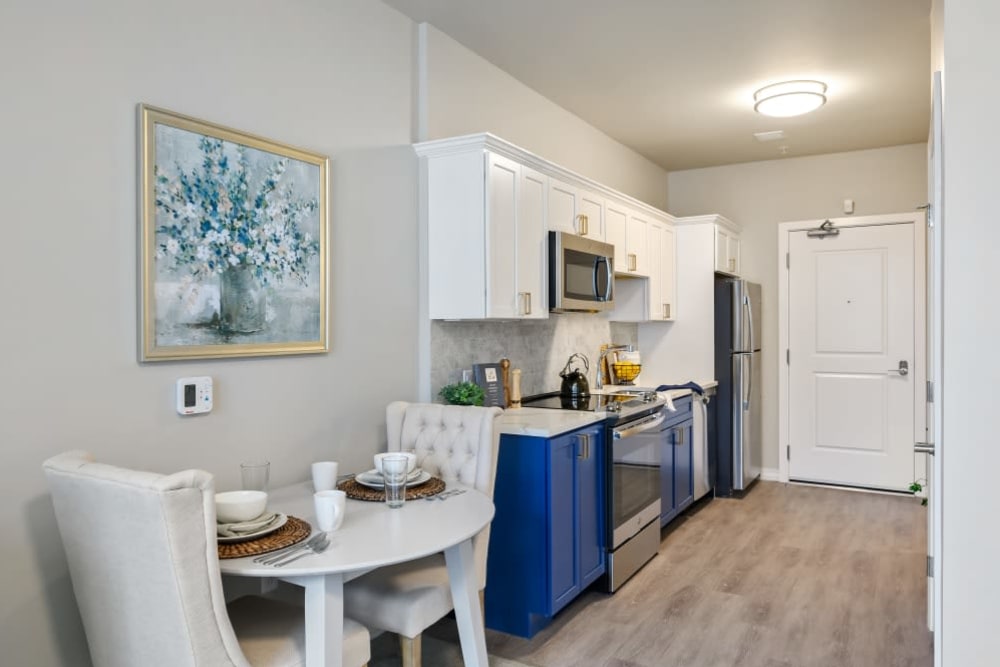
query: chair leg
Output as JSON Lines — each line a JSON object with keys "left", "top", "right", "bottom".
{"left": 400, "top": 633, "right": 422, "bottom": 667}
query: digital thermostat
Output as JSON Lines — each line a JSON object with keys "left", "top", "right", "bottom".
{"left": 176, "top": 376, "right": 213, "bottom": 415}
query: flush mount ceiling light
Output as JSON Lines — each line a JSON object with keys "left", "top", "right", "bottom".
{"left": 753, "top": 80, "right": 827, "bottom": 117}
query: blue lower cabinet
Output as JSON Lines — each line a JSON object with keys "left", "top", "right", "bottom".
{"left": 660, "top": 395, "right": 694, "bottom": 527}
{"left": 486, "top": 423, "right": 606, "bottom": 638}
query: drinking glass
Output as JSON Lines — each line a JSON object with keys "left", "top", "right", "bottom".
{"left": 241, "top": 460, "right": 270, "bottom": 492}
{"left": 382, "top": 455, "right": 408, "bottom": 509}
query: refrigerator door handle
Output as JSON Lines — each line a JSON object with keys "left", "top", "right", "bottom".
{"left": 744, "top": 353, "right": 753, "bottom": 411}
{"left": 745, "top": 294, "right": 755, "bottom": 352}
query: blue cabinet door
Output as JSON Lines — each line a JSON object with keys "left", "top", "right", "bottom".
{"left": 660, "top": 429, "right": 677, "bottom": 526}
{"left": 674, "top": 421, "right": 694, "bottom": 512}
{"left": 576, "top": 424, "right": 605, "bottom": 589}
{"left": 549, "top": 431, "right": 579, "bottom": 612}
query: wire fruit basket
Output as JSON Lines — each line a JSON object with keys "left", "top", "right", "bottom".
{"left": 612, "top": 362, "right": 641, "bottom": 384}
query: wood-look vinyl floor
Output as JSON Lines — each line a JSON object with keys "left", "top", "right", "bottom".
{"left": 429, "top": 481, "right": 933, "bottom": 667}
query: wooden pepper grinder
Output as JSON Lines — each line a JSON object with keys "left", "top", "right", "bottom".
{"left": 499, "top": 358, "right": 511, "bottom": 408}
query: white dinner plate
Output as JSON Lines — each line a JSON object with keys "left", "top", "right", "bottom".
{"left": 355, "top": 469, "right": 431, "bottom": 489}
{"left": 217, "top": 513, "right": 288, "bottom": 544}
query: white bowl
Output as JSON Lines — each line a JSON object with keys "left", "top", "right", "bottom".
{"left": 215, "top": 490, "right": 268, "bottom": 523}
{"left": 374, "top": 451, "right": 417, "bottom": 476}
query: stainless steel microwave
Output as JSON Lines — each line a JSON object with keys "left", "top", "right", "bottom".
{"left": 549, "top": 231, "right": 615, "bottom": 313}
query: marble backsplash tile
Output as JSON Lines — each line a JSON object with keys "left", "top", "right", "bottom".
{"left": 430, "top": 315, "right": 638, "bottom": 400}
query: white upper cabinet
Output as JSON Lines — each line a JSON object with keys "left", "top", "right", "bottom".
{"left": 626, "top": 212, "right": 650, "bottom": 276}
{"left": 715, "top": 224, "right": 741, "bottom": 276}
{"left": 423, "top": 147, "right": 546, "bottom": 320}
{"left": 547, "top": 177, "right": 578, "bottom": 235}
{"left": 651, "top": 222, "right": 676, "bottom": 321}
{"left": 605, "top": 201, "right": 628, "bottom": 270}
{"left": 416, "top": 134, "right": 677, "bottom": 321}
{"left": 548, "top": 178, "right": 604, "bottom": 239}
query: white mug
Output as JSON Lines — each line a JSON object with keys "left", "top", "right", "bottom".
{"left": 314, "top": 490, "right": 346, "bottom": 532}
{"left": 311, "top": 461, "right": 339, "bottom": 492}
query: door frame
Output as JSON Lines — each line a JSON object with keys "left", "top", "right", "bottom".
{"left": 777, "top": 212, "right": 927, "bottom": 485}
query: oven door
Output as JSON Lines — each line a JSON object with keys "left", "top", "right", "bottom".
{"left": 610, "top": 410, "right": 665, "bottom": 548}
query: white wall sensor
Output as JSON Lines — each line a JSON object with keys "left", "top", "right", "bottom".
{"left": 176, "top": 377, "right": 213, "bottom": 415}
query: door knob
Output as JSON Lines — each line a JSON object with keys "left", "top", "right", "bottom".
{"left": 888, "top": 360, "right": 909, "bottom": 376}
{"left": 915, "top": 442, "right": 935, "bottom": 455}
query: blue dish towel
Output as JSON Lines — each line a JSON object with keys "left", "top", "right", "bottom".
{"left": 653, "top": 381, "right": 705, "bottom": 396}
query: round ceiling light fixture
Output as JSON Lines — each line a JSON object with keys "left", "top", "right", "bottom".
{"left": 753, "top": 80, "right": 828, "bottom": 117}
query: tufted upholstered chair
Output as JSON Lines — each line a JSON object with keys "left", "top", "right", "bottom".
{"left": 42, "top": 451, "right": 371, "bottom": 667}
{"left": 343, "top": 401, "right": 503, "bottom": 667}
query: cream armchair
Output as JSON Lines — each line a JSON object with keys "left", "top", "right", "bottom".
{"left": 343, "top": 401, "right": 503, "bottom": 667}
{"left": 42, "top": 451, "right": 370, "bottom": 667}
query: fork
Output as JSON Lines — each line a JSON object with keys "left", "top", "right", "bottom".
{"left": 272, "top": 533, "right": 331, "bottom": 567}
{"left": 254, "top": 533, "right": 325, "bottom": 564}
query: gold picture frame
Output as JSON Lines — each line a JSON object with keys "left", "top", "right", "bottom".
{"left": 138, "top": 104, "right": 329, "bottom": 361}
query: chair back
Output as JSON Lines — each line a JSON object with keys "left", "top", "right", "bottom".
{"left": 43, "top": 451, "right": 247, "bottom": 667}
{"left": 386, "top": 402, "right": 503, "bottom": 586}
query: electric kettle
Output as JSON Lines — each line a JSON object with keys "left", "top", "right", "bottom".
{"left": 559, "top": 353, "right": 591, "bottom": 397}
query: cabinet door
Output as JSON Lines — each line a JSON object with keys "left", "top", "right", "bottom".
{"left": 647, "top": 222, "right": 662, "bottom": 321}
{"left": 548, "top": 432, "right": 579, "bottom": 612}
{"left": 673, "top": 422, "right": 694, "bottom": 512}
{"left": 715, "top": 227, "right": 730, "bottom": 274}
{"left": 517, "top": 165, "right": 547, "bottom": 318}
{"left": 576, "top": 189, "right": 604, "bottom": 239}
{"left": 548, "top": 178, "right": 577, "bottom": 234}
{"left": 605, "top": 202, "right": 628, "bottom": 271}
{"left": 486, "top": 152, "right": 520, "bottom": 318}
{"left": 627, "top": 213, "right": 649, "bottom": 275}
{"left": 576, "top": 426, "right": 605, "bottom": 588}
{"left": 728, "top": 235, "right": 741, "bottom": 276}
{"left": 659, "top": 224, "right": 676, "bottom": 321}
{"left": 660, "top": 426, "right": 676, "bottom": 526}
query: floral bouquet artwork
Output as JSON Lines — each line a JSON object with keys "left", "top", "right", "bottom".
{"left": 139, "top": 106, "right": 328, "bottom": 361}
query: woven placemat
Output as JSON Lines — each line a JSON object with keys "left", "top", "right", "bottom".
{"left": 338, "top": 476, "right": 445, "bottom": 502}
{"left": 217, "top": 515, "right": 311, "bottom": 559}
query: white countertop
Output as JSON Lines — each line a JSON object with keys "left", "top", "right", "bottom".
{"left": 497, "top": 378, "right": 717, "bottom": 438}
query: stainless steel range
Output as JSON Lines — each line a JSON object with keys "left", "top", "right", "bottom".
{"left": 521, "top": 390, "right": 665, "bottom": 591}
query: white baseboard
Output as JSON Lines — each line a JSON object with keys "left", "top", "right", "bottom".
{"left": 759, "top": 468, "right": 781, "bottom": 482}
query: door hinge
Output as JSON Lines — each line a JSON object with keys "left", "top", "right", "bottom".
{"left": 787, "top": 445, "right": 791, "bottom": 461}
{"left": 927, "top": 380, "right": 934, "bottom": 403}
{"left": 786, "top": 349, "right": 790, "bottom": 365}
{"left": 786, "top": 252, "right": 790, "bottom": 269}
{"left": 927, "top": 555, "right": 934, "bottom": 578}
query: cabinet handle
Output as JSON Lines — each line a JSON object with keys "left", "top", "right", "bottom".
{"left": 628, "top": 253, "right": 637, "bottom": 272}
{"left": 663, "top": 303, "right": 671, "bottom": 319}
{"left": 575, "top": 214, "right": 589, "bottom": 236}
{"left": 518, "top": 292, "right": 532, "bottom": 316}
{"left": 674, "top": 428, "right": 685, "bottom": 446}
{"left": 729, "top": 257, "right": 735, "bottom": 271}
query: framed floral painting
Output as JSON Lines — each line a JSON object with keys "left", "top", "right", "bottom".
{"left": 138, "top": 105, "right": 328, "bottom": 361}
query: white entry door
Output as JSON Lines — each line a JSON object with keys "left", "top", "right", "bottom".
{"left": 788, "top": 222, "right": 916, "bottom": 491}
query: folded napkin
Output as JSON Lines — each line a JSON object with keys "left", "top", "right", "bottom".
{"left": 217, "top": 511, "right": 280, "bottom": 538}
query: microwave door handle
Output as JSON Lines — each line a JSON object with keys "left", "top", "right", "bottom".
{"left": 595, "top": 257, "right": 612, "bottom": 301}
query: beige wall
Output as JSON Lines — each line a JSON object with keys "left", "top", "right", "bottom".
{"left": 421, "top": 24, "right": 670, "bottom": 210}
{"left": 666, "top": 144, "right": 928, "bottom": 470}
{"left": 0, "top": 1, "right": 418, "bottom": 664}
{"left": 941, "top": 0, "right": 1000, "bottom": 662}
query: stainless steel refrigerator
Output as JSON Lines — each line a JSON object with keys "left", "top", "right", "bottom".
{"left": 714, "top": 278, "right": 762, "bottom": 495}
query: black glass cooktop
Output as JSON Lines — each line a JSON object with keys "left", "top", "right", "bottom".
{"left": 521, "top": 392, "right": 647, "bottom": 413}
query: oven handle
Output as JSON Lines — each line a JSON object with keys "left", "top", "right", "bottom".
{"left": 613, "top": 412, "right": 667, "bottom": 439}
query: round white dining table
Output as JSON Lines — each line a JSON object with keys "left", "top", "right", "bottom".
{"left": 220, "top": 480, "right": 495, "bottom": 667}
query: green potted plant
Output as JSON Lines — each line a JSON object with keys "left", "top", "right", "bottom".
{"left": 438, "top": 382, "right": 485, "bottom": 406}
{"left": 909, "top": 478, "right": 928, "bottom": 506}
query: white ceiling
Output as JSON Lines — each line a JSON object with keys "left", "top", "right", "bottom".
{"left": 383, "top": 0, "right": 931, "bottom": 171}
